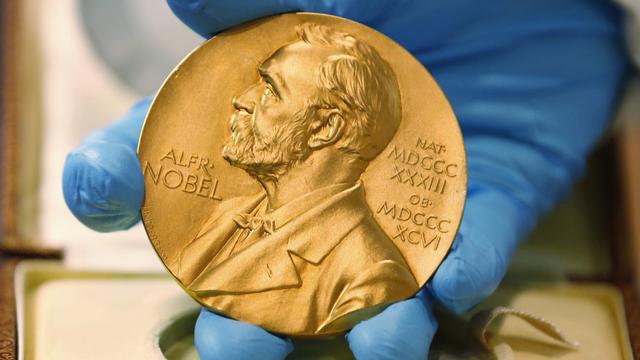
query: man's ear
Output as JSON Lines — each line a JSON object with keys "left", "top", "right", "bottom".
{"left": 308, "top": 109, "right": 345, "bottom": 149}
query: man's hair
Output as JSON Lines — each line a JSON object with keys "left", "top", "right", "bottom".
{"left": 296, "top": 23, "right": 401, "bottom": 161}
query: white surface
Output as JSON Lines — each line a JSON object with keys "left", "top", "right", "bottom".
{"left": 15, "top": 261, "right": 199, "bottom": 360}
{"left": 32, "top": 280, "right": 196, "bottom": 359}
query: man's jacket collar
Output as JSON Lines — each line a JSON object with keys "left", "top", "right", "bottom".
{"left": 186, "top": 182, "right": 369, "bottom": 294}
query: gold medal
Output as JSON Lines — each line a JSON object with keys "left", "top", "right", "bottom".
{"left": 138, "top": 12, "right": 466, "bottom": 337}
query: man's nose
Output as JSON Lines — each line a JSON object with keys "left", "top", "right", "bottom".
{"left": 232, "top": 84, "right": 258, "bottom": 114}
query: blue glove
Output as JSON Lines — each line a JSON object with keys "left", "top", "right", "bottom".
{"left": 63, "top": 0, "right": 629, "bottom": 359}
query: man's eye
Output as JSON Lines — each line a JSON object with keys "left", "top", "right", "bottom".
{"left": 263, "top": 85, "right": 276, "bottom": 99}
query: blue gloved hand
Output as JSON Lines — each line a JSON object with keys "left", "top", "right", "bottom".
{"left": 63, "top": 0, "right": 629, "bottom": 359}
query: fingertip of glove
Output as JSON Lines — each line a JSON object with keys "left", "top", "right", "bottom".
{"left": 166, "top": 0, "right": 301, "bottom": 39}
{"left": 194, "top": 309, "right": 293, "bottom": 360}
{"left": 427, "top": 188, "right": 525, "bottom": 314}
{"left": 427, "top": 246, "right": 503, "bottom": 314}
{"left": 166, "top": 0, "right": 206, "bottom": 13}
{"left": 63, "top": 142, "right": 144, "bottom": 201}
{"left": 79, "top": 212, "right": 141, "bottom": 233}
{"left": 347, "top": 297, "right": 436, "bottom": 360}
{"left": 62, "top": 142, "right": 144, "bottom": 232}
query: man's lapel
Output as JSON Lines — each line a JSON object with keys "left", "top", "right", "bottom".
{"left": 189, "top": 182, "right": 371, "bottom": 295}
{"left": 178, "top": 193, "right": 266, "bottom": 285}
{"left": 189, "top": 232, "right": 301, "bottom": 293}
{"left": 286, "top": 183, "right": 369, "bottom": 264}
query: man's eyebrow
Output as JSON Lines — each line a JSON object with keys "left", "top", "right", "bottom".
{"left": 258, "top": 67, "right": 285, "bottom": 95}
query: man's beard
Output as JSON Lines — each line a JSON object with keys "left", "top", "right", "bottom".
{"left": 222, "top": 110, "right": 311, "bottom": 181}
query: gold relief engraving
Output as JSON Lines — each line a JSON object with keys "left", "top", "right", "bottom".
{"left": 381, "top": 195, "right": 447, "bottom": 251}
{"left": 389, "top": 164, "right": 448, "bottom": 194}
{"left": 388, "top": 144, "right": 459, "bottom": 178}
{"left": 137, "top": 13, "right": 466, "bottom": 337}
{"left": 409, "top": 193, "right": 434, "bottom": 208}
{"left": 142, "top": 148, "right": 223, "bottom": 201}
{"left": 391, "top": 224, "right": 441, "bottom": 250}
{"left": 416, "top": 137, "right": 446, "bottom": 154}
{"left": 175, "top": 22, "right": 418, "bottom": 336}
{"left": 386, "top": 138, "right": 459, "bottom": 194}
{"left": 141, "top": 205, "right": 167, "bottom": 261}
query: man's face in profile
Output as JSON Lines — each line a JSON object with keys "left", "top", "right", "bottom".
{"left": 222, "top": 41, "right": 332, "bottom": 178}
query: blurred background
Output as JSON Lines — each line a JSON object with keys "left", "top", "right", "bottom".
{"left": 5, "top": 0, "right": 203, "bottom": 270}
{"left": 1, "top": 0, "right": 638, "bottom": 359}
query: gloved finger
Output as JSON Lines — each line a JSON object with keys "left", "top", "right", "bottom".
{"left": 62, "top": 98, "right": 151, "bottom": 232}
{"left": 165, "top": 0, "right": 466, "bottom": 50}
{"left": 424, "top": 1, "right": 628, "bottom": 314}
{"left": 426, "top": 184, "right": 532, "bottom": 314}
{"left": 346, "top": 290, "right": 437, "bottom": 360}
{"left": 195, "top": 308, "right": 293, "bottom": 360}
{"left": 166, "top": 0, "right": 299, "bottom": 38}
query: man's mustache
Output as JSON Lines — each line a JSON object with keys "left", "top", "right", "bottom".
{"left": 230, "top": 111, "right": 248, "bottom": 131}
{"left": 229, "top": 111, "right": 256, "bottom": 143}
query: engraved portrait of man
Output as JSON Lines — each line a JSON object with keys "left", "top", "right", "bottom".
{"left": 177, "top": 23, "right": 419, "bottom": 335}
